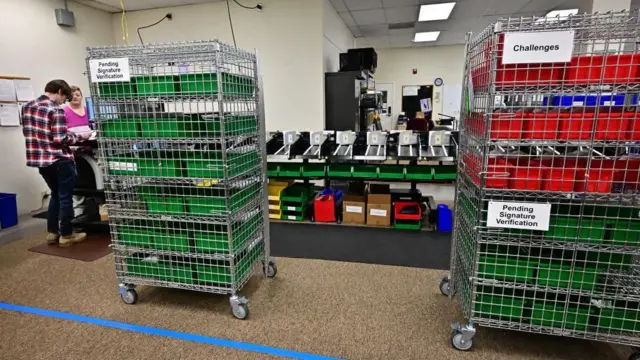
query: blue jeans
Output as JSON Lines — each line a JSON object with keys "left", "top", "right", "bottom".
{"left": 39, "top": 159, "right": 76, "bottom": 236}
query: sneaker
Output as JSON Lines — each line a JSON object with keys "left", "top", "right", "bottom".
{"left": 59, "top": 232, "right": 87, "bottom": 247}
{"left": 46, "top": 233, "right": 60, "bottom": 245}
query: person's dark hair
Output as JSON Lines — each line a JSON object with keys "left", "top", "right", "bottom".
{"left": 44, "top": 80, "right": 72, "bottom": 100}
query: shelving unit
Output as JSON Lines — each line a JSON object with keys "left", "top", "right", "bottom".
{"left": 442, "top": 11, "right": 640, "bottom": 353}
{"left": 87, "top": 41, "right": 276, "bottom": 319}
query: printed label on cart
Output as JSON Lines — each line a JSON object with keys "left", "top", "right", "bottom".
{"left": 90, "top": 58, "right": 131, "bottom": 83}
{"left": 487, "top": 201, "right": 551, "bottom": 231}
{"left": 370, "top": 209, "right": 387, "bottom": 217}
{"left": 502, "top": 31, "right": 574, "bottom": 64}
{"left": 346, "top": 206, "right": 362, "bottom": 214}
{"left": 108, "top": 161, "right": 137, "bottom": 172}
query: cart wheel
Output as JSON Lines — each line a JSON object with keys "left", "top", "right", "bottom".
{"left": 121, "top": 289, "right": 138, "bottom": 305}
{"left": 336, "top": 215, "right": 342, "bottom": 224}
{"left": 628, "top": 353, "right": 640, "bottom": 360}
{"left": 264, "top": 261, "right": 277, "bottom": 278}
{"left": 451, "top": 331, "right": 473, "bottom": 351}
{"left": 232, "top": 303, "right": 249, "bottom": 320}
{"left": 439, "top": 278, "right": 450, "bottom": 296}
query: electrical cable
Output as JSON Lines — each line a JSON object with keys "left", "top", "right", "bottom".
{"left": 119, "top": 0, "right": 130, "bottom": 44}
{"left": 137, "top": 14, "right": 171, "bottom": 44}
{"left": 232, "top": 0, "right": 260, "bottom": 10}
{"left": 226, "top": 0, "right": 237, "bottom": 47}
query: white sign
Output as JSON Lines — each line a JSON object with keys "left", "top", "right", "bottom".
{"left": 487, "top": 201, "right": 551, "bottom": 231}
{"left": 14, "top": 80, "right": 35, "bottom": 102}
{"left": 0, "top": 103, "right": 20, "bottom": 126}
{"left": 90, "top": 58, "right": 131, "bottom": 83}
{"left": 370, "top": 209, "right": 387, "bottom": 217}
{"left": 0, "top": 79, "right": 16, "bottom": 102}
{"left": 346, "top": 206, "right": 362, "bottom": 214}
{"left": 502, "top": 31, "right": 574, "bottom": 64}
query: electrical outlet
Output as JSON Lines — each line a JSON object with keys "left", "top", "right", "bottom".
{"left": 256, "top": 3, "right": 263, "bottom": 11}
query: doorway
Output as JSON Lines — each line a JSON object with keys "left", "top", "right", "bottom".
{"left": 376, "top": 82, "right": 394, "bottom": 130}
{"left": 402, "top": 85, "right": 433, "bottom": 120}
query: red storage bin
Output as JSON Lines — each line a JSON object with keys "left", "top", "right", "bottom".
{"left": 394, "top": 201, "right": 422, "bottom": 221}
{"left": 485, "top": 158, "right": 511, "bottom": 189}
{"left": 522, "top": 112, "right": 560, "bottom": 140}
{"left": 575, "top": 161, "right": 615, "bottom": 194}
{"left": 630, "top": 116, "right": 640, "bottom": 140}
{"left": 616, "top": 158, "right": 640, "bottom": 190}
{"left": 539, "top": 159, "right": 577, "bottom": 192}
{"left": 566, "top": 54, "right": 640, "bottom": 84}
{"left": 558, "top": 112, "right": 595, "bottom": 140}
{"left": 508, "top": 159, "right": 544, "bottom": 191}
{"left": 489, "top": 113, "right": 523, "bottom": 140}
{"left": 595, "top": 111, "right": 632, "bottom": 141}
{"left": 313, "top": 189, "right": 343, "bottom": 223}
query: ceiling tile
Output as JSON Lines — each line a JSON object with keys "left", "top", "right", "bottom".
{"left": 348, "top": 26, "right": 363, "bottom": 37}
{"left": 344, "top": 0, "right": 383, "bottom": 11}
{"left": 360, "top": 35, "right": 391, "bottom": 48}
{"left": 483, "top": 0, "right": 529, "bottom": 16}
{"left": 382, "top": 0, "right": 417, "bottom": 6}
{"left": 359, "top": 24, "right": 390, "bottom": 36}
{"left": 351, "top": 8, "right": 387, "bottom": 25}
{"left": 389, "top": 27, "right": 416, "bottom": 35}
{"left": 384, "top": 6, "right": 418, "bottom": 23}
{"left": 330, "top": 0, "right": 349, "bottom": 12}
{"left": 339, "top": 11, "right": 358, "bottom": 26}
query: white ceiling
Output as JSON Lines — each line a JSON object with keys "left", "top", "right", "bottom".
{"left": 75, "top": 0, "right": 223, "bottom": 12}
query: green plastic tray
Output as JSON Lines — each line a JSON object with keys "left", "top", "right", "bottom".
{"left": 267, "top": 163, "right": 279, "bottom": 177}
{"left": 475, "top": 295, "right": 524, "bottom": 319}
{"left": 98, "top": 82, "right": 136, "bottom": 98}
{"left": 194, "top": 213, "right": 261, "bottom": 253}
{"left": 278, "top": 163, "right": 302, "bottom": 177}
{"left": 102, "top": 119, "right": 141, "bottom": 138}
{"left": 196, "top": 242, "right": 263, "bottom": 285}
{"left": 142, "top": 195, "right": 187, "bottom": 215}
{"left": 117, "top": 222, "right": 155, "bottom": 248}
{"left": 433, "top": 165, "right": 457, "bottom": 180}
{"left": 478, "top": 256, "right": 535, "bottom": 284}
{"left": 608, "top": 220, "right": 640, "bottom": 246}
{"left": 393, "top": 220, "right": 421, "bottom": 230}
{"left": 154, "top": 230, "right": 190, "bottom": 252}
{"left": 547, "top": 217, "right": 606, "bottom": 243}
{"left": 126, "top": 256, "right": 194, "bottom": 284}
{"left": 327, "top": 164, "right": 352, "bottom": 177}
{"left": 598, "top": 306, "right": 640, "bottom": 332}
{"left": 138, "top": 152, "right": 184, "bottom": 177}
{"left": 352, "top": 165, "right": 378, "bottom": 178}
{"left": 139, "top": 116, "right": 196, "bottom": 138}
{"left": 178, "top": 73, "right": 254, "bottom": 96}
{"left": 106, "top": 156, "right": 139, "bottom": 175}
{"left": 198, "top": 115, "right": 258, "bottom": 137}
{"left": 135, "top": 75, "right": 178, "bottom": 96}
{"left": 185, "top": 151, "right": 259, "bottom": 179}
{"left": 186, "top": 183, "right": 259, "bottom": 216}
{"left": 280, "top": 183, "right": 315, "bottom": 203}
{"left": 531, "top": 303, "right": 590, "bottom": 331}
{"left": 301, "top": 163, "right": 326, "bottom": 177}
{"left": 537, "top": 262, "right": 599, "bottom": 290}
{"left": 378, "top": 165, "right": 405, "bottom": 179}
{"left": 405, "top": 166, "right": 433, "bottom": 180}
{"left": 281, "top": 212, "right": 306, "bottom": 221}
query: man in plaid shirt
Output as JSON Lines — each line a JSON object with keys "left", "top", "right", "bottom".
{"left": 23, "top": 80, "right": 91, "bottom": 247}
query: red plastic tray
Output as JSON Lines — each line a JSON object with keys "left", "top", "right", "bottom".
{"left": 558, "top": 112, "right": 595, "bottom": 140}
{"left": 508, "top": 160, "right": 544, "bottom": 190}
{"left": 394, "top": 201, "right": 422, "bottom": 221}
{"left": 575, "top": 167, "right": 615, "bottom": 193}
{"left": 565, "top": 54, "right": 640, "bottom": 84}
{"left": 522, "top": 112, "right": 560, "bottom": 140}
{"left": 489, "top": 113, "right": 523, "bottom": 140}
{"left": 464, "top": 154, "right": 511, "bottom": 189}
{"left": 631, "top": 117, "right": 640, "bottom": 141}
{"left": 539, "top": 159, "right": 577, "bottom": 192}
{"left": 595, "top": 112, "right": 632, "bottom": 141}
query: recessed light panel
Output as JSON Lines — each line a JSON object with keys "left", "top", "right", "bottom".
{"left": 418, "top": 2, "right": 456, "bottom": 22}
{"left": 413, "top": 31, "right": 440, "bottom": 42}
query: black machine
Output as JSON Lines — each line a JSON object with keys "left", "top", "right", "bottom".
{"left": 339, "top": 48, "right": 377, "bottom": 74}
{"left": 325, "top": 71, "right": 368, "bottom": 131}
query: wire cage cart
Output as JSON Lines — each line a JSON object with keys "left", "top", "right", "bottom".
{"left": 86, "top": 40, "right": 276, "bottom": 320}
{"left": 441, "top": 11, "right": 640, "bottom": 354}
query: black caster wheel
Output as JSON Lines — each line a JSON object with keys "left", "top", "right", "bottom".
{"left": 336, "top": 216, "right": 342, "bottom": 224}
{"left": 232, "top": 303, "right": 249, "bottom": 320}
{"left": 451, "top": 331, "right": 473, "bottom": 351}
{"left": 440, "top": 278, "right": 450, "bottom": 296}
{"left": 264, "top": 261, "right": 277, "bottom": 278}
{"left": 121, "top": 289, "right": 138, "bottom": 305}
{"left": 310, "top": 215, "right": 315, "bottom": 222}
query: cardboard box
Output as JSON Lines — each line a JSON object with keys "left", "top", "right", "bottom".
{"left": 342, "top": 195, "right": 366, "bottom": 225}
{"left": 366, "top": 184, "right": 391, "bottom": 227}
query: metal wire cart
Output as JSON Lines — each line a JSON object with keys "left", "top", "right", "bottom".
{"left": 86, "top": 41, "right": 276, "bottom": 320}
{"left": 441, "top": 11, "right": 640, "bottom": 353}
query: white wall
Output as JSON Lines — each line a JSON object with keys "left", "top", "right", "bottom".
{"left": 0, "top": 0, "right": 114, "bottom": 214}
{"left": 374, "top": 45, "right": 465, "bottom": 123}
{"left": 113, "top": 0, "right": 325, "bottom": 132}
{"left": 323, "top": 0, "right": 354, "bottom": 72}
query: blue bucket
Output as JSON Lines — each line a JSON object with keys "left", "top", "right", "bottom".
{"left": 0, "top": 193, "right": 18, "bottom": 229}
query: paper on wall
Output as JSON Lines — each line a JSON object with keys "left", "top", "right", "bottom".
{"left": 402, "top": 86, "right": 419, "bottom": 96}
{"left": 14, "top": 80, "right": 35, "bottom": 102}
{"left": 0, "top": 103, "right": 20, "bottom": 126}
{"left": 0, "top": 79, "right": 17, "bottom": 102}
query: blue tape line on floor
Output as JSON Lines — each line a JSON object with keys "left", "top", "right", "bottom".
{"left": 0, "top": 302, "right": 342, "bottom": 360}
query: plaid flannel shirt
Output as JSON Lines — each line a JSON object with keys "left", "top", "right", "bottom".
{"left": 22, "top": 95, "right": 79, "bottom": 168}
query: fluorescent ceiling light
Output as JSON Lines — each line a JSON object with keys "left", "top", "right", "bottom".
{"left": 419, "top": 2, "right": 456, "bottom": 22}
{"left": 414, "top": 31, "right": 440, "bottom": 42}
{"left": 537, "top": 8, "right": 578, "bottom": 22}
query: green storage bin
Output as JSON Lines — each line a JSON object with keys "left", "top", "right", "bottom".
{"left": 547, "top": 216, "right": 605, "bottom": 243}
{"left": 405, "top": 165, "right": 433, "bottom": 180}
{"left": 138, "top": 151, "right": 184, "bottom": 177}
{"left": 102, "top": 119, "right": 141, "bottom": 138}
{"left": 267, "top": 163, "right": 279, "bottom": 177}
{"left": 98, "top": 82, "right": 136, "bottom": 98}
{"left": 327, "top": 164, "right": 352, "bottom": 177}
{"left": 178, "top": 73, "right": 254, "bottom": 96}
{"left": 185, "top": 151, "right": 259, "bottom": 179}
{"left": 301, "top": 163, "right": 326, "bottom": 177}
{"left": 598, "top": 306, "right": 640, "bottom": 332}
{"left": 537, "top": 262, "right": 599, "bottom": 290}
{"left": 196, "top": 242, "right": 263, "bottom": 285}
{"left": 281, "top": 211, "right": 307, "bottom": 221}
{"left": 280, "top": 202, "right": 307, "bottom": 212}
{"left": 393, "top": 220, "right": 421, "bottom": 230}
{"left": 478, "top": 256, "right": 535, "bottom": 284}
{"left": 378, "top": 165, "right": 405, "bottom": 179}
{"left": 135, "top": 75, "right": 178, "bottom": 96}
{"left": 126, "top": 256, "right": 172, "bottom": 280}
{"left": 106, "top": 155, "right": 139, "bottom": 175}
{"left": 154, "top": 230, "right": 190, "bottom": 252}
{"left": 433, "top": 165, "right": 457, "bottom": 180}
{"left": 585, "top": 251, "right": 633, "bottom": 269}
{"left": 278, "top": 163, "right": 302, "bottom": 177}
{"left": 475, "top": 295, "right": 524, "bottom": 319}
{"left": 117, "top": 222, "right": 154, "bottom": 248}
{"left": 531, "top": 303, "right": 590, "bottom": 330}
{"left": 608, "top": 220, "right": 640, "bottom": 246}
{"left": 198, "top": 115, "right": 258, "bottom": 137}
{"left": 186, "top": 183, "right": 259, "bottom": 216}
{"left": 194, "top": 213, "right": 261, "bottom": 253}
{"left": 139, "top": 187, "right": 187, "bottom": 215}
{"left": 280, "top": 183, "right": 315, "bottom": 203}
{"left": 352, "top": 165, "right": 378, "bottom": 178}
{"left": 139, "top": 116, "right": 196, "bottom": 138}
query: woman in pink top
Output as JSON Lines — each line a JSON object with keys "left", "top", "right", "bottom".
{"left": 64, "top": 86, "right": 89, "bottom": 129}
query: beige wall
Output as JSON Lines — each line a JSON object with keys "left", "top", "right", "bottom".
{"left": 113, "top": 0, "right": 325, "bottom": 132}
{"left": 0, "top": 0, "right": 113, "bottom": 214}
{"left": 323, "top": 0, "right": 354, "bottom": 72}
{"left": 373, "top": 45, "right": 465, "bottom": 122}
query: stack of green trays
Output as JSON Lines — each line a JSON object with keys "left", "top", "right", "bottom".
{"left": 537, "top": 261, "right": 599, "bottom": 290}
{"left": 193, "top": 211, "right": 262, "bottom": 254}
{"left": 185, "top": 150, "right": 259, "bottom": 180}
{"left": 102, "top": 119, "right": 141, "bottom": 138}
{"left": 126, "top": 253, "right": 195, "bottom": 284}
{"left": 135, "top": 75, "right": 178, "bottom": 96}
{"left": 597, "top": 302, "right": 640, "bottom": 332}
{"left": 139, "top": 115, "right": 197, "bottom": 139}
{"left": 197, "top": 114, "right": 258, "bottom": 137}
{"left": 178, "top": 73, "right": 254, "bottom": 96}
{"left": 547, "top": 216, "right": 606, "bottom": 244}
{"left": 475, "top": 294, "right": 525, "bottom": 320}
{"left": 279, "top": 183, "right": 315, "bottom": 221}
{"left": 138, "top": 151, "right": 185, "bottom": 177}
{"left": 138, "top": 186, "right": 187, "bottom": 216}
{"left": 195, "top": 241, "right": 264, "bottom": 285}
{"left": 531, "top": 301, "right": 590, "bottom": 331}
{"left": 478, "top": 255, "right": 535, "bottom": 284}
{"left": 185, "top": 182, "right": 260, "bottom": 216}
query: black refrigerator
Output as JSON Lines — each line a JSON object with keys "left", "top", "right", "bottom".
{"left": 325, "top": 71, "right": 367, "bottom": 131}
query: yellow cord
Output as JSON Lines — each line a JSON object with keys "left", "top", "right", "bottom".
{"left": 120, "top": 0, "right": 130, "bottom": 45}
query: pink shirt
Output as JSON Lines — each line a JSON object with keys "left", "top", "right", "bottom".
{"left": 63, "top": 106, "right": 89, "bottom": 128}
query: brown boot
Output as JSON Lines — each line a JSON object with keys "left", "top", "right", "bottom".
{"left": 59, "top": 232, "right": 87, "bottom": 247}
{"left": 46, "top": 233, "right": 60, "bottom": 245}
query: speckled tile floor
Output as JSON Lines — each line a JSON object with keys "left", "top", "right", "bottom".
{"left": 0, "top": 232, "right": 625, "bottom": 360}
